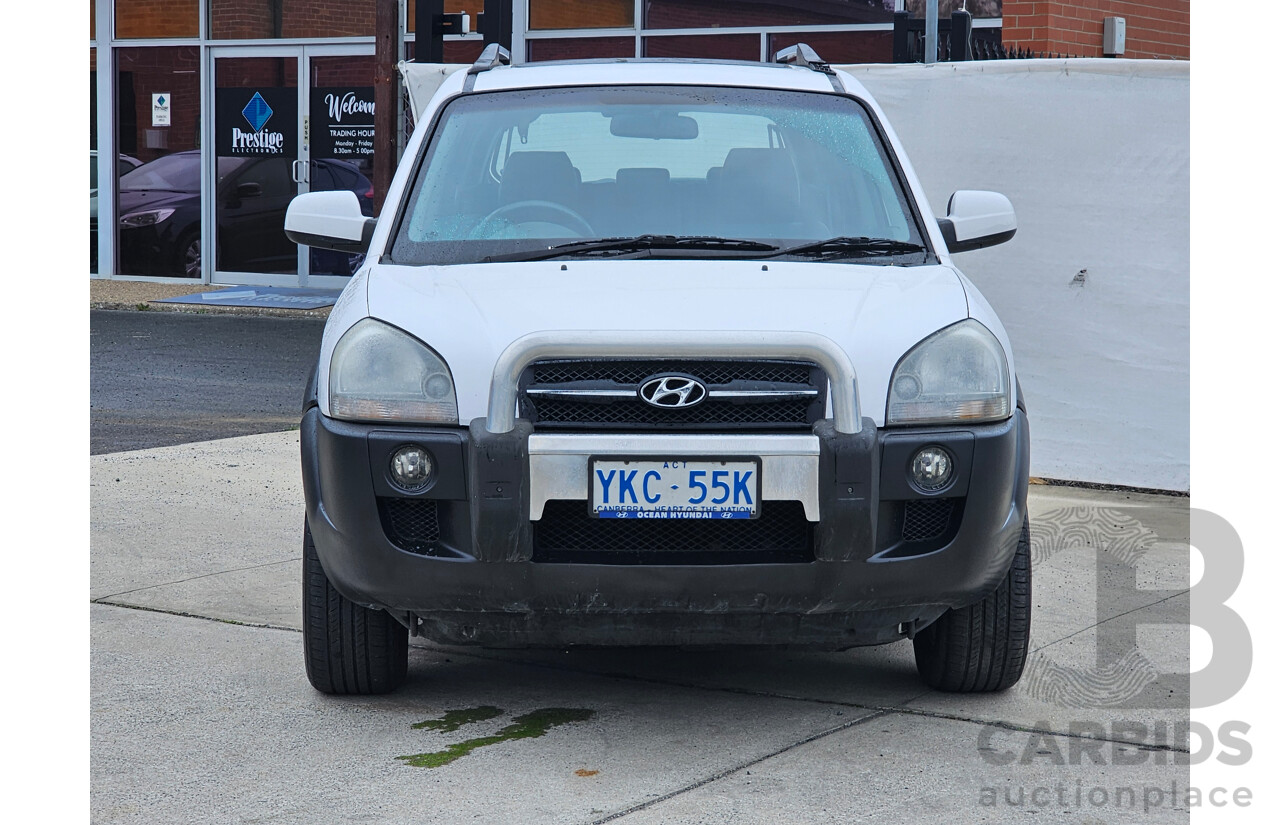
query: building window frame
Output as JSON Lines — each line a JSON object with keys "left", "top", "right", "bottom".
{"left": 512, "top": 1, "right": 1000, "bottom": 64}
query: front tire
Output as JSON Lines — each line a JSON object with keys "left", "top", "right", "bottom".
{"left": 303, "top": 522, "right": 408, "bottom": 694}
{"left": 913, "top": 516, "right": 1031, "bottom": 692}
{"left": 173, "top": 230, "right": 201, "bottom": 279}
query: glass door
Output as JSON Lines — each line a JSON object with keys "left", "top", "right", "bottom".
{"left": 210, "top": 49, "right": 303, "bottom": 285}
{"left": 210, "top": 45, "right": 376, "bottom": 288}
{"left": 301, "top": 46, "right": 379, "bottom": 288}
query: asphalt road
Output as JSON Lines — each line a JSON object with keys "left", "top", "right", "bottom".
{"left": 90, "top": 309, "right": 325, "bottom": 454}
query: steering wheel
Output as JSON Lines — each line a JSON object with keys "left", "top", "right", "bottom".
{"left": 473, "top": 199, "right": 594, "bottom": 238}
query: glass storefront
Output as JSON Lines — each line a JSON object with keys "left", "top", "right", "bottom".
{"left": 114, "top": 46, "right": 202, "bottom": 278}
{"left": 213, "top": 56, "right": 300, "bottom": 278}
{"left": 92, "top": 1, "right": 1002, "bottom": 284}
{"left": 94, "top": 2, "right": 404, "bottom": 284}
{"left": 308, "top": 55, "right": 379, "bottom": 277}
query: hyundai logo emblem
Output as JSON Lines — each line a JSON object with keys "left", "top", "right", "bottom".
{"left": 638, "top": 375, "right": 708, "bottom": 409}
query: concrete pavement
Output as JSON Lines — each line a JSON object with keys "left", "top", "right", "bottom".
{"left": 91, "top": 431, "right": 1192, "bottom": 823}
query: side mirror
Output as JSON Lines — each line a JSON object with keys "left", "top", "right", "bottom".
{"left": 937, "top": 190, "right": 1016, "bottom": 253}
{"left": 285, "top": 190, "right": 376, "bottom": 253}
{"left": 235, "top": 182, "right": 263, "bottom": 199}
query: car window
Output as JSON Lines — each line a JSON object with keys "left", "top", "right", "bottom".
{"left": 392, "top": 85, "right": 923, "bottom": 266}
{"left": 310, "top": 161, "right": 337, "bottom": 192}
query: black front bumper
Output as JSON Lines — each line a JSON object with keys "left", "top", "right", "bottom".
{"left": 300, "top": 408, "right": 1029, "bottom": 649}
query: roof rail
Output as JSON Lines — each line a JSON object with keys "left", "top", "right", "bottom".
{"left": 772, "top": 43, "right": 845, "bottom": 92}
{"left": 772, "top": 43, "right": 831, "bottom": 73}
{"left": 468, "top": 43, "right": 511, "bottom": 75}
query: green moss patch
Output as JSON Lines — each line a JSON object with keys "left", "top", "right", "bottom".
{"left": 398, "top": 707, "right": 596, "bottom": 769}
{"left": 410, "top": 705, "right": 504, "bottom": 733}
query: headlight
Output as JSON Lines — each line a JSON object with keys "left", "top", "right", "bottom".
{"left": 329, "top": 318, "right": 459, "bottom": 424}
{"left": 886, "top": 320, "right": 1011, "bottom": 426}
{"left": 119, "top": 208, "right": 175, "bottom": 228}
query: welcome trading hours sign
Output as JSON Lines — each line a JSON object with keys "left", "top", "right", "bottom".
{"left": 310, "top": 87, "right": 376, "bottom": 160}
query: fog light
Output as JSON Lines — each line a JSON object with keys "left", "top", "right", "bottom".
{"left": 390, "top": 445, "right": 433, "bottom": 491}
{"left": 909, "top": 446, "right": 952, "bottom": 492}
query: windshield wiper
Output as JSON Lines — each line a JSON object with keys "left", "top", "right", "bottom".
{"left": 771, "top": 236, "right": 927, "bottom": 260}
{"left": 483, "top": 235, "right": 779, "bottom": 263}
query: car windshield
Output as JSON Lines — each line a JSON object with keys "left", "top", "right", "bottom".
{"left": 390, "top": 85, "right": 926, "bottom": 265}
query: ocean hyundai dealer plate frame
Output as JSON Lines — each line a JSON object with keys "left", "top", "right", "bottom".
{"left": 285, "top": 43, "right": 1030, "bottom": 697}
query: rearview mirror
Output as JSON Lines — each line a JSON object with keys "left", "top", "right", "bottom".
{"left": 937, "top": 190, "right": 1016, "bottom": 253}
{"left": 609, "top": 112, "right": 698, "bottom": 140}
{"left": 285, "top": 190, "right": 376, "bottom": 253}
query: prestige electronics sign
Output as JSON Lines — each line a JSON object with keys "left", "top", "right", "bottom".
{"left": 311, "top": 87, "right": 375, "bottom": 159}
{"left": 216, "top": 89, "right": 297, "bottom": 156}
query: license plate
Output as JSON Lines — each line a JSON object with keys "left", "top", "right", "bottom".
{"left": 589, "top": 457, "right": 761, "bottom": 519}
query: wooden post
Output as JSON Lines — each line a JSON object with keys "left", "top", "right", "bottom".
{"left": 373, "top": 0, "right": 398, "bottom": 216}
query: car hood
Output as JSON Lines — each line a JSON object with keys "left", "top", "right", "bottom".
{"left": 117, "top": 188, "right": 197, "bottom": 216}
{"left": 352, "top": 259, "right": 970, "bottom": 427}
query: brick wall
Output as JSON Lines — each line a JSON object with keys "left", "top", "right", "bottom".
{"left": 281, "top": 0, "right": 375, "bottom": 38}
{"left": 209, "top": 0, "right": 376, "bottom": 39}
{"left": 209, "top": 0, "right": 275, "bottom": 39}
{"left": 1002, "top": 1, "right": 1189, "bottom": 59}
{"left": 114, "top": 0, "right": 199, "bottom": 38}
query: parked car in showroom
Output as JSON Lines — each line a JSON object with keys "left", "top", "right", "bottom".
{"left": 287, "top": 45, "right": 1030, "bottom": 696}
{"left": 90, "top": 150, "right": 142, "bottom": 268}
{"left": 106, "top": 149, "right": 373, "bottom": 277}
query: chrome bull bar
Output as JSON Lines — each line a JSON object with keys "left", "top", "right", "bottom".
{"left": 485, "top": 330, "right": 863, "bottom": 435}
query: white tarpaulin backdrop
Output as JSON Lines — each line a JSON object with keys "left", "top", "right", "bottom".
{"left": 400, "top": 58, "right": 1190, "bottom": 491}
{"left": 841, "top": 60, "right": 1189, "bottom": 491}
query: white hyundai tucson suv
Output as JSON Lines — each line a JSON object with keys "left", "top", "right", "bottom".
{"left": 286, "top": 44, "right": 1030, "bottom": 696}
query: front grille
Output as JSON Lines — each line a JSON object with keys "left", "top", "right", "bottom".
{"left": 531, "top": 361, "right": 813, "bottom": 386}
{"left": 521, "top": 359, "right": 825, "bottom": 431}
{"left": 531, "top": 397, "right": 813, "bottom": 427}
{"left": 533, "top": 500, "right": 814, "bottom": 564}
{"left": 901, "top": 498, "right": 955, "bottom": 542}
{"left": 378, "top": 497, "right": 441, "bottom": 554}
